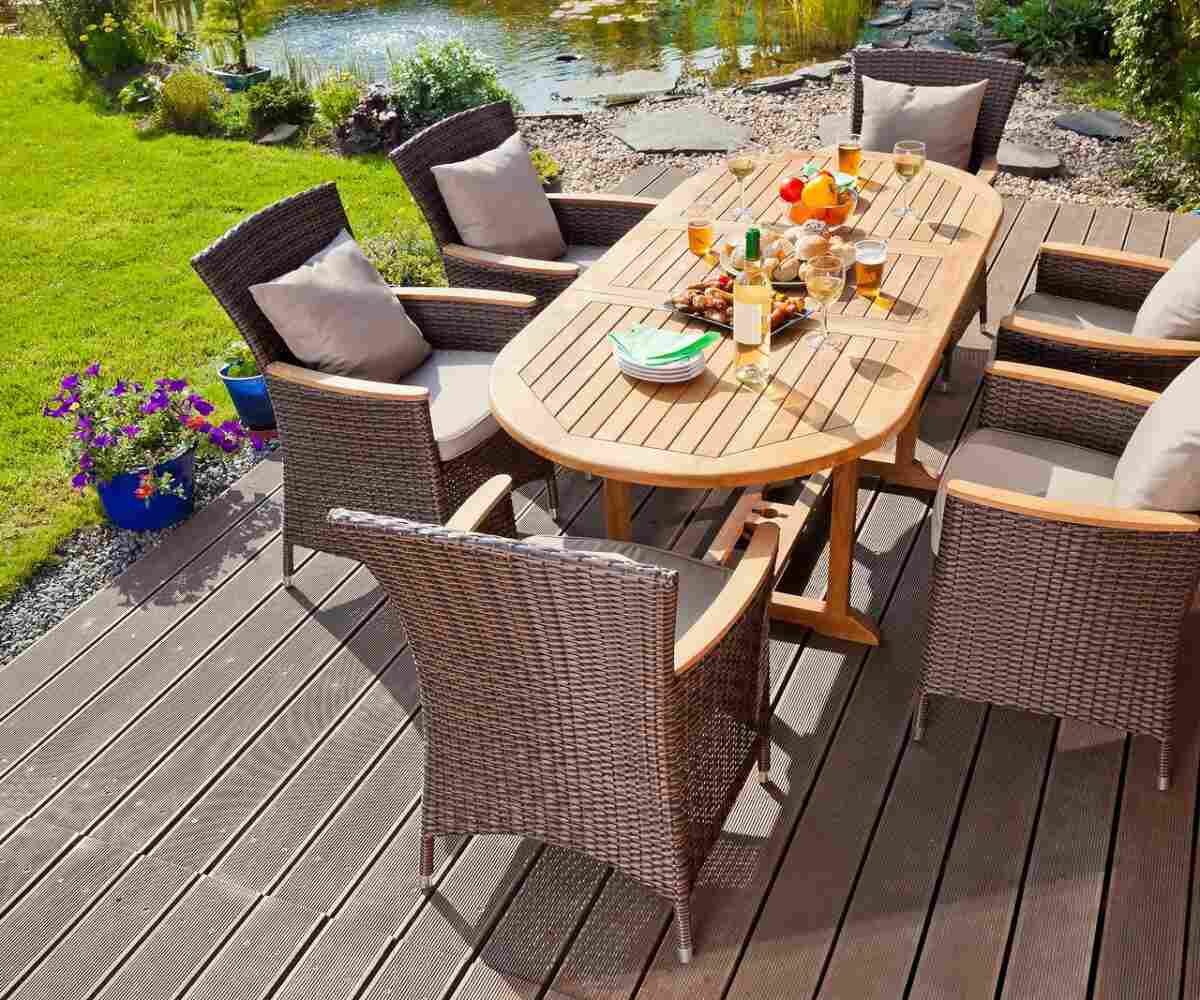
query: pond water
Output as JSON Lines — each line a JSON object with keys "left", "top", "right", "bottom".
{"left": 238, "top": 0, "right": 870, "bottom": 112}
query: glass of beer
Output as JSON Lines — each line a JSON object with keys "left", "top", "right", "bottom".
{"left": 892, "top": 140, "right": 926, "bottom": 218}
{"left": 687, "top": 202, "right": 716, "bottom": 265}
{"left": 804, "top": 254, "right": 846, "bottom": 351}
{"left": 837, "top": 132, "right": 863, "bottom": 177}
{"left": 726, "top": 143, "right": 760, "bottom": 221}
{"left": 854, "top": 239, "right": 887, "bottom": 300}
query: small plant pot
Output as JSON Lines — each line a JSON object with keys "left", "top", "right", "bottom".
{"left": 209, "top": 66, "right": 271, "bottom": 92}
{"left": 219, "top": 364, "right": 276, "bottom": 431}
{"left": 96, "top": 448, "right": 196, "bottom": 532}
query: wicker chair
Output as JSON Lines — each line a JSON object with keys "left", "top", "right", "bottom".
{"left": 389, "top": 102, "right": 658, "bottom": 314}
{"left": 995, "top": 241, "right": 1200, "bottom": 391}
{"left": 327, "top": 475, "right": 780, "bottom": 963}
{"left": 916, "top": 361, "right": 1200, "bottom": 791}
{"left": 850, "top": 49, "right": 1026, "bottom": 386}
{"left": 192, "top": 183, "right": 557, "bottom": 584}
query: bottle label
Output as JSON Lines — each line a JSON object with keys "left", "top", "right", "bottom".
{"left": 734, "top": 301, "right": 764, "bottom": 346}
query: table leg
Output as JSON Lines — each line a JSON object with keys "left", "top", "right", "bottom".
{"left": 859, "top": 409, "right": 940, "bottom": 493}
{"left": 769, "top": 459, "right": 881, "bottom": 646}
{"left": 603, "top": 479, "right": 633, "bottom": 542}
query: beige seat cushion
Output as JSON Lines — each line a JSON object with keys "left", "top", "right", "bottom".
{"left": 1132, "top": 237, "right": 1200, "bottom": 341}
{"left": 1013, "top": 291, "right": 1137, "bottom": 335}
{"left": 403, "top": 350, "right": 500, "bottom": 462}
{"left": 933, "top": 428, "right": 1118, "bottom": 554}
{"left": 859, "top": 76, "right": 989, "bottom": 171}
{"left": 432, "top": 133, "right": 567, "bottom": 261}
{"left": 1112, "top": 356, "right": 1200, "bottom": 510}
{"left": 249, "top": 230, "right": 431, "bottom": 382}
{"left": 525, "top": 535, "right": 730, "bottom": 636}
{"left": 561, "top": 245, "right": 608, "bottom": 272}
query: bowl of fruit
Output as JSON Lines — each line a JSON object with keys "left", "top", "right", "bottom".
{"left": 778, "top": 164, "right": 859, "bottom": 228}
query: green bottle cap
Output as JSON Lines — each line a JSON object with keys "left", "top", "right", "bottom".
{"left": 745, "top": 227, "right": 761, "bottom": 261}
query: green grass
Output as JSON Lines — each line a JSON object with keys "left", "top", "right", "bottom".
{"left": 0, "top": 37, "right": 424, "bottom": 599}
{"left": 1052, "top": 62, "right": 1125, "bottom": 111}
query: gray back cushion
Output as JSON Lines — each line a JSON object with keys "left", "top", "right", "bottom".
{"left": 250, "top": 230, "right": 431, "bottom": 383}
{"left": 1132, "top": 237, "right": 1200, "bottom": 341}
{"left": 432, "top": 133, "right": 567, "bottom": 261}
{"left": 859, "top": 76, "right": 988, "bottom": 171}
{"left": 1112, "top": 356, "right": 1200, "bottom": 511}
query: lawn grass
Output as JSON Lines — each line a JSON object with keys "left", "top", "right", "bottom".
{"left": 0, "top": 37, "right": 425, "bottom": 599}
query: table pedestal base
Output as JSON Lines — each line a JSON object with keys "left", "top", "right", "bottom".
{"left": 767, "top": 595, "right": 882, "bottom": 645}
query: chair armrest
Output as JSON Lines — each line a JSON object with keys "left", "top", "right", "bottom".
{"left": 548, "top": 192, "right": 658, "bottom": 247}
{"left": 392, "top": 286, "right": 537, "bottom": 311}
{"left": 266, "top": 362, "right": 430, "bottom": 401}
{"left": 1040, "top": 242, "right": 1174, "bottom": 274}
{"left": 976, "top": 155, "right": 999, "bottom": 186}
{"left": 999, "top": 314, "right": 1200, "bottom": 359}
{"left": 547, "top": 192, "right": 660, "bottom": 211}
{"left": 447, "top": 475, "right": 514, "bottom": 532}
{"left": 442, "top": 243, "right": 579, "bottom": 278}
{"left": 392, "top": 285, "right": 538, "bottom": 353}
{"left": 980, "top": 361, "right": 1154, "bottom": 456}
{"left": 675, "top": 522, "right": 779, "bottom": 676}
{"left": 1035, "top": 242, "right": 1171, "bottom": 311}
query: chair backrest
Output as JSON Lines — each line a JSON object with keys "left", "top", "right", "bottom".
{"left": 328, "top": 508, "right": 693, "bottom": 898}
{"left": 388, "top": 101, "right": 519, "bottom": 250}
{"left": 850, "top": 49, "right": 1025, "bottom": 173}
{"left": 191, "top": 183, "right": 352, "bottom": 373}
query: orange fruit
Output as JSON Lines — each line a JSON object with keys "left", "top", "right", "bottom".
{"left": 788, "top": 201, "right": 824, "bottom": 224}
{"left": 801, "top": 173, "right": 837, "bottom": 209}
{"left": 824, "top": 190, "right": 856, "bottom": 226}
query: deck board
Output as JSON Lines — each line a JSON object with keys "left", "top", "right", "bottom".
{"left": 0, "top": 197, "right": 1198, "bottom": 1000}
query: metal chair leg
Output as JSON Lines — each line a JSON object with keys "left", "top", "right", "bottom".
{"left": 546, "top": 473, "right": 560, "bottom": 520}
{"left": 757, "top": 691, "right": 772, "bottom": 784}
{"left": 282, "top": 542, "right": 294, "bottom": 589}
{"left": 913, "top": 693, "right": 929, "bottom": 742}
{"left": 674, "top": 900, "right": 694, "bottom": 964}
{"left": 1159, "top": 739, "right": 1172, "bottom": 792}
{"left": 934, "top": 349, "right": 952, "bottom": 394}
{"left": 417, "top": 834, "right": 435, "bottom": 893}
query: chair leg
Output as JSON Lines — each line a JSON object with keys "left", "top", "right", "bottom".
{"left": 674, "top": 900, "right": 694, "bottom": 964}
{"left": 934, "top": 348, "right": 952, "bottom": 394}
{"left": 282, "top": 542, "right": 294, "bottom": 589}
{"left": 1159, "top": 739, "right": 1172, "bottom": 792}
{"left": 417, "top": 834, "right": 435, "bottom": 893}
{"left": 757, "top": 691, "right": 772, "bottom": 784}
{"left": 913, "top": 692, "right": 929, "bottom": 743}
{"left": 979, "top": 294, "right": 988, "bottom": 327}
{"left": 546, "top": 472, "right": 560, "bottom": 520}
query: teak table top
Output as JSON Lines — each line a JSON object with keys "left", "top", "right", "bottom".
{"left": 490, "top": 150, "right": 1004, "bottom": 490}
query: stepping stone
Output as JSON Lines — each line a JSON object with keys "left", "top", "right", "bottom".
{"left": 917, "top": 33, "right": 963, "bottom": 51}
{"left": 985, "top": 42, "right": 1020, "bottom": 58}
{"left": 817, "top": 112, "right": 851, "bottom": 146}
{"left": 743, "top": 59, "right": 849, "bottom": 92}
{"left": 557, "top": 68, "right": 678, "bottom": 104}
{"left": 876, "top": 34, "right": 912, "bottom": 48}
{"left": 257, "top": 123, "right": 299, "bottom": 146}
{"left": 997, "top": 140, "right": 1062, "bottom": 177}
{"left": 911, "top": 0, "right": 945, "bottom": 8}
{"left": 1054, "top": 109, "right": 1139, "bottom": 140}
{"left": 608, "top": 108, "right": 751, "bottom": 153}
{"left": 869, "top": 8, "right": 910, "bottom": 27}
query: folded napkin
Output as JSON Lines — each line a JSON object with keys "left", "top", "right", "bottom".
{"left": 608, "top": 325, "right": 719, "bottom": 366}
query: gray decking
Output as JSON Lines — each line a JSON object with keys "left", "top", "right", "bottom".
{"left": 1, "top": 197, "right": 1199, "bottom": 1000}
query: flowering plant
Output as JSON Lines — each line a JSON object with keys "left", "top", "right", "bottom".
{"left": 44, "top": 364, "right": 264, "bottom": 502}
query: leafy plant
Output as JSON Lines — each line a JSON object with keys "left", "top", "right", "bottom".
{"left": 245, "top": 76, "right": 314, "bottom": 131}
{"left": 75, "top": 10, "right": 141, "bottom": 75}
{"left": 359, "top": 228, "right": 446, "bottom": 287}
{"left": 530, "top": 147, "right": 561, "bottom": 185}
{"left": 198, "top": 0, "right": 268, "bottom": 73}
{"left": 117, "top": 72, "right": 161, "bottom": 111}
{"left": 1110, "top": 0, "right": 1189, "bottom": 109}
{"left": 130, "top": 15, "right": 194, "bottom": 63}
{"left": 219, "top": 340, "right": 259, "bottom": 378}
{"left": 213, "top": 91, "right": 253, "bottom": 137}
{"left": 333, "top": 81, "right": 404, "bottom": 154}
{"left": 388, "top": 40, "right": 520, "bottom": 131}
{"left": 993, "top": 0, "right": 1112, "bottom": 63}
{"left": 41, "top": 0, "right": 135, "bottom": 68}
{"left": 947, "top": 28, "right": 982, "bottom": 51}
{"left": 313, "top": 69, "right": 364, "bottom": 130}
{"left": 42, "top": 364, "right": 263, "bottom": 501}
{"left": 1123, "top": 82, "right": 1200, "bottom": 209}
{"left": 155, "top": 67, "right": 222, "bottom": 134}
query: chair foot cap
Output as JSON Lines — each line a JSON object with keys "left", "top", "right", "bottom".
{"left": 282, "top": 575, "right": 293, "bottom": 589}
{"left": 933, "top": 376, "right": 950, "bottom": 394}
{"left": 1159, "top": 776, "right": 1170, "bottom": 792}
{"left": 757, "top": 768, "right": 770, "bottom": 785}
{"left": 417, "top": 876, "right": 432, "bottom": 894}
{"left": 676, "top": 946, "right": 693, "bottom": 965}
{"left": 548, "top": 507, "right": 559, "bottom": 520}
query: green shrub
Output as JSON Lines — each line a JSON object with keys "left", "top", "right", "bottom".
{"left": 947, "top": 28, "right": 981, "bottom": 51}
{"left": 360, "top": 228, "right": 445, "bottom": 287}
{"left": 1123, "top": 80, "right": 1200, "bottom": 209}
{"left": 155, "top": 68, "right": 222, "bottom": 134}
{"left": 993, "top": 0, "right": 1112, "bottom": 63}
{"left": 214, "top": 91, "right": 253, "bottom": 138}
{"left": 1110, "top": 0, "right": 1189, "bottom": 109}
{"left": 117, "top": 72, "right": 160, "bottom": 111}
{"left": 75, "top": 10, "right": 142, "bottom": 74}
{"left": 389, "top": 40, "right": 520, "bottom": 130}
{"left": 529, "top": 148, "right": 561, "bottom": 185}
{"left": 313, "top": 70, "right": 364, "bottom": 129}
{"left": 130, "top": 16, "right": 195, "bottom": 63}
{"left": 245, "top": 77, "right": 314, "bottom": 132}
{"left": 42, "top": 0, "right": 136, "bottom": 67}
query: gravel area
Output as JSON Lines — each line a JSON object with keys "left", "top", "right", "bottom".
{"left": 0, "top": 442, "right": 278, "bottom": 667}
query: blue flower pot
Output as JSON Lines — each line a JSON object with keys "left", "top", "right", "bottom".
{"left": 208, "top": 66, "right": 271, "bottom": 92}
{"left": 219, "top": 364, "right": 276, "bottom": 431}
{"left": 96, "top": 448, "right": 196, "bottom": 532}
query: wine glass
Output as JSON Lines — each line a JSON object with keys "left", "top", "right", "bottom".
{"left": 726, "top": 143, "right": 761, "bottom": 222}
{"left": 804, "top": 255, "right": 846, "bottom": 350}
{"left": 892, "top": 140, "right": 926, "bottom": 219}
{"left": 687, "top": 202, "right": 717, "bottom": 267}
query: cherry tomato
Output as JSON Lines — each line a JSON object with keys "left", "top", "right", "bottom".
{"left": 717, "top": 274, "right": 731, "bottom": 288}
{"left": 778, "top": 176, "right": 805, "bottom": 203}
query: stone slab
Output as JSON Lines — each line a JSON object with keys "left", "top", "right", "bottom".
{"left": 257, "top": 123, "right": 299, "bottom": 146}
{"left": 743, "top": 59, "right": 849, "bottom": 92}
{"left": 911, "top": 0, "right": 945, "bottom": 9}
{"left": 1054, "top": 110, "right": 1139, "bottom": 140}
{"left": 556, "top": 68, "right": 677, "bottom": 104}
{"left": 608, "top": 108, "right": 751, "bottom": 153}
{"left": 869, "top": 8, "right": 910, "bottom": 27}
{"left": 876, "top": 34, "right": 912, "bottom": 48}
{"left": 997, "top": 140, "right": 1062, "bottom": 178}
{"left": 916, "top": 33, "right": 963, "bottom": 51}
{"left": 985, "top": 42, "right": 1020, "bottom": 57}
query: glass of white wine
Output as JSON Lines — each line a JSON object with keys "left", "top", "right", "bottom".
{"left": 892, "top": 140, "right": 926, "bottom": 219}
{"left": 804, "top": 255, "right": 846, "bottom": 351}
{"left": 726, "top": 143, "right": 760, "bottom": 222}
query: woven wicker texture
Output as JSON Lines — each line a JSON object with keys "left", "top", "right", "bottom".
{"left": 1037, "top": 246, "right": 1166, "bottom": 312}
{"left": 326, "top": 503, "right": 772, "bottom": 952}
{"left": 849, "top": 50, "right": 1025, "bottom": 174}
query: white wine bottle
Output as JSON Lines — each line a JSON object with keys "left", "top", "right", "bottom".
{"left": 734, "top": 227, "right": 772, "bottom": 389}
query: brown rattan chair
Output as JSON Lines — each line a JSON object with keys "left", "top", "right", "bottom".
{"left": 850, "top": 49, "right": 1026, "bottom": 387}
{"left": 996, "top": 241, "right": 1200, "bottom": 391}
{"left": 192, "top": 183, "right": 557, "bottom": 585}
{"left": 916, "top": 361, "right": 1200, "bottom": 791}
{"left": 388, "top": 101, "right": 658, "bottom": 314}
{"left": 327, "top": 475, "right": 780, "bottom": 963}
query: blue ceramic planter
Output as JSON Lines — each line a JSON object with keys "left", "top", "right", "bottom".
{"left": 220, "top": 364, "right": 276, "bottom": 431}
{"left": 209, "top": 66, "right": 271, "bottom": 92}
{"left": 96, "top": 448, "right": 196, "bottom": 532}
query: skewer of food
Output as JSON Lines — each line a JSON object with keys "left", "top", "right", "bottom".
{"left": 670, "top": 277, "right": 808, "bottom": 331}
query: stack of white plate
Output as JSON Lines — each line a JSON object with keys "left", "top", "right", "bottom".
{"left": 614, "top": 350, "right": 706, "bottom": 383}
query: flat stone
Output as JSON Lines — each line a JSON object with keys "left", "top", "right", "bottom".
{"left": 985, "top": 42, "right": 1020, "bottom": 58}
{"left": 608, "top": 108, "right": 751, "bottom": 153}
{"left": 916, "top": 33, "right": 963, "bottom": 51}
{"left": 743, "top": 59, "right": 849, "bottom": 92}
{"left": 1054, "top": 109, "right": 1139, "bottom": 140}
{"left": 257, "top": 123, "right": 299, "bottom": 146}
{"left": 875, "top": 34, "right": 911, "bottom": 48}
{"left": 869, "top": 8, "right": 910, "bottom": 27}
{"left": 555, "top": 53, "right": 580, "bottom": 62}
{"left": 911, "top": 0, "right": 945, "bottom": 8}
{"left": 997, "top": 140, "right": 1062, "bottom": 177}
{"left": 817, "top": 112, "right": 851, "bottom": 146}
{"left": 557, "top": 68, "right": 678, "bottom": 104}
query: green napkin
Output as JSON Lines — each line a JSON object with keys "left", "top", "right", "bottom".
{"left": 798, "top": 161, "right": 857, "bottom": 192}
{"left": 609, "top": 325, "right": 719, "bottom": 367}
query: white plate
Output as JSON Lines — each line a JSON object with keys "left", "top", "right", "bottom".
{"left": 616, "top": 355, "right": 706, "bottom": 383}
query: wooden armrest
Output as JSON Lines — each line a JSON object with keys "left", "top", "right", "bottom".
{"left": 675, "top": 522, "right": 779, "bottom": 676}
{"left": 447, "top": 475, "right": 514, "bottom": 532}
{"left": 976, "top": 155, "right": 999, "bottom": 186}
{"left": 986, "top": 361, "right": 1160, "bottom": 406}
{"left": 547, "top": 192, "right": 659, "bottom": 211}
{"left": 998, "top": 314, "right": 1200, "bottom": 358}
{"left": 1039, "top": 242, "right": 1174, "bottom": 274}
{"left": 266, "top": 362, "right": 429, "bottom": 401}
{"left": 947, "top": 480, "right": 1200, "bottom": 533}
{"left": 391, "top": 286, "right": 537, "bottom": 311}
{"left": 442, "top": 243, "right": 579, "bottom": 278}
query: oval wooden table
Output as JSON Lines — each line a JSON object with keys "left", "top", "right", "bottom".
{"left": 491, "top": 149, "right": 1004, "bottom": 645}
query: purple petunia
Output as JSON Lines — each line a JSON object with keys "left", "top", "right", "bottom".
{"left": 92, "top": 433, "right": 114, "bottom": 448}
{"left": 219, "top": 419, "right": 245, "bottom": 438}
{"left": 121, "top": 424, "right": 140, "bottom": 438}
{"left": 250, "top": 433, "right": 265, "bottom": 451}
{"left": 79, "top": 453, "right": 94, "bottom": 471}
{"left": 188, "top": 394, "right": 214, "bottom": 416}
{"left": 60, "top": 373, "right": 80, "bottom": 391}
{"left": 140, "top": 390, "right": 170, "bottom": 415}
{"left": 156, "top": 377, "right": 187, "bottom": 392}
{"left": 85, "top": 362, "right": 101, "bottom": 377}
{"left": 109, "top": 380, "right": 128, "bottom": 397}
{"left": 71, "top": 472, "right": 92, "bottom": 490}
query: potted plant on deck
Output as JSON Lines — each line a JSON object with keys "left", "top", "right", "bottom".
{"left": 43, "top": 364, "right": 264, "bottom": 532}
{"left": 200, "top": 0, "right": 270, "bottom": 92}
{"left": 218, "top": 340, "right": 276, "bottom": 433}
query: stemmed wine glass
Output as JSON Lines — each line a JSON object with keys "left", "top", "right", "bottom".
{"left": 726, "top": 142, "right": 761, "bottom": 222}
{"left": 892, "top": 140, "right": 926, "bottom": 219}
{"left": 804, "top": 255, "right": 846, "bottom": 351}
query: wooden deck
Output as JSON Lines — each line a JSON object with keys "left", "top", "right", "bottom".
{"left": 2, "top": 197, "right": 1200, "bottom": 1000}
